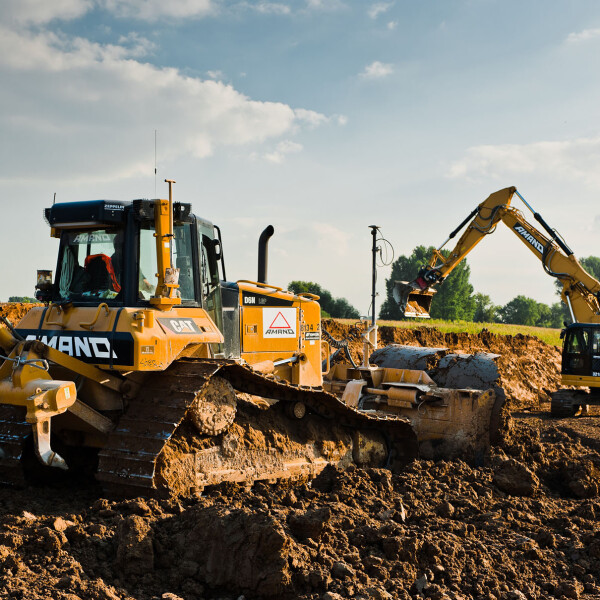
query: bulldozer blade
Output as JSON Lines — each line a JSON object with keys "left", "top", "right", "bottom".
{"left": 393, "top": 281, "right": 435, "bottom": 318}
{"left": 369, "top": 345, "right": 507, "bottom": 462}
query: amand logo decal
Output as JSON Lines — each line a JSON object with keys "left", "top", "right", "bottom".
{"left": 263, "top": 307, "right": 297, "bottom": 338}
{"left": 25, "top": 334, "right": 117, "bottom": 359}
{"left": 513, "top": 225, "right": 544, "bottom": 253}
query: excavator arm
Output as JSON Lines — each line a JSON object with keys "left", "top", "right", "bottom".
{"left": 396, "top": 186, "right": 600, "bottom": 324}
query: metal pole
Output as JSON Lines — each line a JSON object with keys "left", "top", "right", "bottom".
{"left": 369, "top": 225, "right": 379, "bottom": 327}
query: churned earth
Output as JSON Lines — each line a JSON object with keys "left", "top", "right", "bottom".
{"left": 1, "top": 308, "right": 599, "bottom": 600}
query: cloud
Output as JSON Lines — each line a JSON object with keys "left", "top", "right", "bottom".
{"left": 368, "top": 2, "right": 393, "bottom": 19}
{"left": 565, "top": 27, "right": 600, "bottom": 44}
{"left": 387, "top": 20, "right": 397, "bottom": 30}
{"left": 0, "top": 0, "right": 92, "bottom": 25}
{"left": 252, "top": 2, "right": 292, "bottom": 15}
{"left": 264, "top": 140, "right": 303, "bottom": 163}
{"left": 447, "top": 137, "right": 600, "bottom": 188}
{"left": 359, "top": 60, "right": 393, "bottom": 79}
{"left": 206, "top": 69, "right": 225, "bottom": 80}
{"left": 99, "top": 0, "right": 215, "bottom": 20}
{"left": 305, "top": 0, "right": 345, "bottom": 11}
{"left": 0, "top": 26, "right": 329, "bottom": 181}
{"left": 312, "top": 222, "right": 350, "bottom": 257}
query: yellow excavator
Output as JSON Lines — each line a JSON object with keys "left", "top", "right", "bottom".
{"left": 0, "top": 181, "right": 502, "bottom": 496}
{"left": 396, "top": 186, "right": 600, "bottom": 417}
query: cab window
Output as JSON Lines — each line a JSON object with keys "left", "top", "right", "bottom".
{"left": 565, "top": 329, "right": 589, "bottom": 354}
{"left": 138, "top": 223, "right": 197, "bottom": 303}
{"left": 56, "top": 229, "right": 123, "bottom": 301}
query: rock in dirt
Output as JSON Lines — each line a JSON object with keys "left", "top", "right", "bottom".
{"left": 493, "top": 458, "right": 539, "bottom": 496}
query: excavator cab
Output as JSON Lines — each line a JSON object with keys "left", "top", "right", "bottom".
{"left": 561, "top": 324, "right": 600, "bottom": 383}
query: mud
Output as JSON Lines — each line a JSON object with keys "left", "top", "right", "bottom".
{"left": 1, "top": 309, "right": 599, "bottom": 600}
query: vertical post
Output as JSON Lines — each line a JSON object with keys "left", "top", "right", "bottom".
{"left": 362, "top": 225, "right": 380, "bottom": 367}
{"left": 166, "top": 178, "right": 175, "bottom": 267}
{"left": 370, "top": 225, "right": 379, "bottom": 328}
{"left": 150, "top": 179, "right": 181, "bottom": 308}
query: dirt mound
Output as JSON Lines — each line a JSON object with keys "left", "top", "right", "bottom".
{"left": 1, "top": 310, "right": 598, "bottom": 599}
{"left": 2, "top": 414, "right": 600, "bottom": 600}
{"left": 0, "top": 302, "right": 41, "bottom": 326}
{"left": 322, "top": 320, "right": 562, "bottom": 410}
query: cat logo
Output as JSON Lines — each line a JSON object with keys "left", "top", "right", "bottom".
{"left": 158, "top": 318, "right": 201, "bottom": 334}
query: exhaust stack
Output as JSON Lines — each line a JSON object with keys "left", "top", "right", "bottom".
{"left": 258, "top": 225, "right": 274, "bottom": 284}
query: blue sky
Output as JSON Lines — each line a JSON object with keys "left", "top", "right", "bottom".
{"left": 2, "top": 0, "right": 600, "bottom": 315}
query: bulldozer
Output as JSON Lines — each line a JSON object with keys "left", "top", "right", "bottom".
{"left": 0, "top": 181, "right": 502, "bottom": 496}
{"left": 394, "top": 186, "right": 600, "bottom": 417}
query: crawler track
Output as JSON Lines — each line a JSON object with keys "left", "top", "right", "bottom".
{"left": 97, "top": 359, "right": 418, "bottom": 496}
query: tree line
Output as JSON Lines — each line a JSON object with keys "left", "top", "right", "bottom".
{"left": 379, "top": 246, "right": 600, "bottom": 328}
{"left": 290, "top": 248, "right": 600, "bottom": 329}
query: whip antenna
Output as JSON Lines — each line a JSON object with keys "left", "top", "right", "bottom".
{"left": 154, "top": 129, "right": 157, "bottom": 197}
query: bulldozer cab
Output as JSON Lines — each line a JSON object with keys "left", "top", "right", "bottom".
{"left": 45, "top": 200, "right": 224, "bottom": 317}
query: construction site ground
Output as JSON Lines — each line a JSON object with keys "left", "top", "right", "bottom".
{"left": 2, "top": 306, "right": 600, "bottom": 600}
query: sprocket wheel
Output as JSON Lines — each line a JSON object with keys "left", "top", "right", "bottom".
{"left": 188, "top": 376, "right": 238, "bottom": 435}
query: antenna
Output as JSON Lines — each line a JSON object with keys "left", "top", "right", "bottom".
{"left": 154, "top": 130, "right": 157, "bottom": 198}
{"left": 53, "top": 192, "right": 56, "bottom": 205}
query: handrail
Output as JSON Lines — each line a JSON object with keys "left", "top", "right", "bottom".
{"left": 236, "top": 279, "right": 283, "bottom": 292}
{"left": 45, "top": 304, "right": 67, "bottom": 329}
{"left": 296, "top": 292, "right": 320, "bottom": 300}
{"left": 80, "top": 303, "right": 110, "bottom": 330}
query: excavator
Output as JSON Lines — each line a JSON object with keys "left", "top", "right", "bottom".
{"left": 395, "top": 186, "right": 600, "bottom": 417}
{"left": 0, "top": 181, "right": 502, "bottom": 496}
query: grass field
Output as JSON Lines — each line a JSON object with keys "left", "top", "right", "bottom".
{"left": 335, "top": 318, "right": 562, "bottom": 347}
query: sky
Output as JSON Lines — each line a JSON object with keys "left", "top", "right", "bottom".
{"left": 1, "top": 0, "right": 600, "bottom": 316}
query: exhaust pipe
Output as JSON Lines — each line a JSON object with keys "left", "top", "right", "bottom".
{"left": 258, "top": 225, "right": 274, "bottom": 284}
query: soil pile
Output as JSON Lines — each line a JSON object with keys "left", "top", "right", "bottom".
{"left": 2, "top": 414, "right": 600, "bottom": 600}
{"left": 1, "top": 308, "right": 598, "bottom": 599}
{"left": 322, "top": 320, "right": 562, "bottom": 410}
{"left": 0, "top": 303, "right": 40, "bottom": 325}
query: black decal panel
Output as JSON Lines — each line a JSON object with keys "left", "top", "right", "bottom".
{"left": 18, "top": 329, "right": 135, "bottom": 366}
{"left": 242, "top": 292, "right": 295, "bottom": 307}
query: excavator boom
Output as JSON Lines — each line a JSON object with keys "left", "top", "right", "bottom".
{"left": 396, "top": 187, "right": 600, "bottom": 324}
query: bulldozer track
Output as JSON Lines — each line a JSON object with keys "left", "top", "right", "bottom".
{"left": 96, "top": 358, "right": 418, "bottom": 497}
{"left": 0, "top": 405, "right": 30, "bottom": 487}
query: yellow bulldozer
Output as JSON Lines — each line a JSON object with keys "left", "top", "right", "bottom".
{"left": 0, "top": 181, "right": 502, "bottom": 496}
{"left": 396, "top": 186, "right": 600, "bottom": 417}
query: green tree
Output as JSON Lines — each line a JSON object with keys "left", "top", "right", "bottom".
{"left": 498, "top": 296, "right": 565, "bottom": 328}
{"left": 379, "top": 245, "right": 475, "bottom": 321}
{"left": 548, "top": 302, "right": 566, "bottom": 328}
{"left": 8, "top": 296, "right": 37, "bottom": 303}
{"left": 473, "top": 293, "right": 499, "bottom": 323}
{"left": 498, "top": 296, "right": 541, "bottom": 326}
{"left": 288, "top": 281, "right": 360, "bottom": 319}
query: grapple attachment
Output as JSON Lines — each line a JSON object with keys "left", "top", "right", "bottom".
{"left": 393, "top": 281, "right": 436, "bottom": 318}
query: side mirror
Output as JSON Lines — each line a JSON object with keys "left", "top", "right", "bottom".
{"left": 212, "top": 238, "right": 222, "bottom": 260}
{"left": 35, "top": 269, "right": 53, "bottom": 302}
